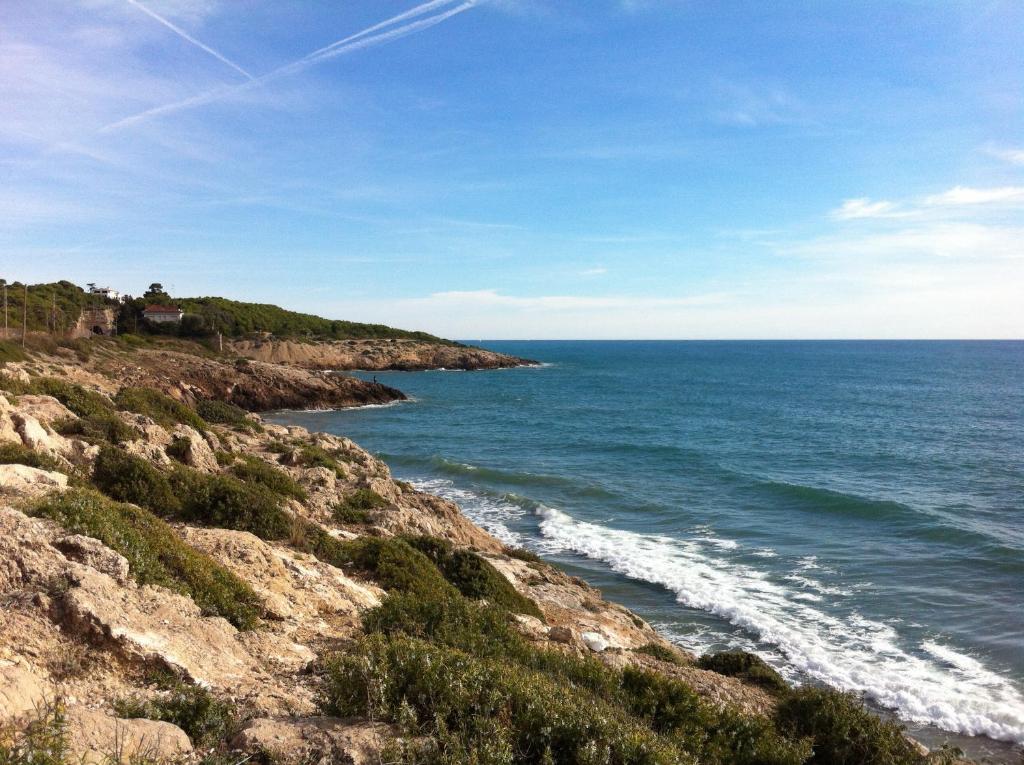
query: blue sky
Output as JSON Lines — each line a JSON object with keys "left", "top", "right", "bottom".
{"left": 2, "top": 0, "right": 1022, "bottom": 338}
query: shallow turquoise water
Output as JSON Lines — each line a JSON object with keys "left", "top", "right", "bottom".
{"left": 269, "top": 340, "right": 1024, "bottom": 759}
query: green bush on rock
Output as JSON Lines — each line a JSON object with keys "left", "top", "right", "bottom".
{"left": 91, "top": 445, "right": 181, "bottom": 517}
{"left": 697, "top": 651, "right": 789, "bottom": 693}
{"left": 31, "top": 489, "right": 262, "bottom": 630}
{"left": 114, "top": 387, "right": 207, "bottom": 431}
{"left": 231, "top": 456, "right": 307, "bottom": 501}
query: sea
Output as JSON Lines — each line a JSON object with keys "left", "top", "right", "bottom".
{"left": 268, "top": 340, "right": 1024, "bottom": 761}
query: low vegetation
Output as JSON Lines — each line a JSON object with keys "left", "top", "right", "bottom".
{"left": 0, "top": 702, "right": 68, "bottom": 765}
{"left": 635, "top": 642, "right": 686, "bottom": 666}
{"left": 0, "top": 442, "right": 65, "bottom": 473}
{"left": 697, "top": 650, "right": 789, "bottom": 693}
{"left": 195, "top": 399, "right": 262, "bottom": 432}
{"left": 113, "top": 683, "right": 236, "bottom": 748}
{"left": 55, "top": 411, "right": 141, "bottom": 445}
{"left": 0, "top": 340, "right": 29, "bottom": 364}
{"left": 230, "top": 456, "right": 307, "bottom": 501}
{"left": 332, "top": 487, "right": 387, "bottom": 524}
{"left": 283, "top": 444, "right": 348, "bottom": 477}
{"left": 168, "top": 467, "right": 292, "bottom": 540}
{"left": 406, "top": 535, "right": 543, "bottom": 619}
{"left": 31, "top": 489, "right": 262, "bottom": 630}
{"left": 92, "top": 445, "right": 181, "bottom": 517}
{"left": 114, "top": 387, "right": 207, "bottom": 431}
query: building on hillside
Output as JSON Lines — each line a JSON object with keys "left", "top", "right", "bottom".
{"left": 143, "top": 304, "right": 184, "bottom": 323}
{"left": 89, "top": 285, "right": 124, "bottom": 303}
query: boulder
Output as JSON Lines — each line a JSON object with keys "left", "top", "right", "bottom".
{"left": 0, "top": 464, "right": 68, "bottom": 499}
{"left": 65, "top": 707, "right": 192, "bottom": 765}
{"left": 232, "top": 717, "right": 391, "bottom": 765}
{"left": 547, "top": 626, "right": 574, "bottom": 644}
{"left": 582, "top": 631, "right": 610, "bottom": 653}
{"left": 53, "top": 535, "right": 131, "bottom": 585}
{"left": 0, "top": 664, "right": 50, "bottom": 722}
{"left": 170, "top": 425, "right": 218, "bottom": 472}
{"left": 13, "top": 396, "right": 76, "bottom": 428}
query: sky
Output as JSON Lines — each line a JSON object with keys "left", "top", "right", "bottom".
{"left": 1, "top": 0, "right": 1023, "bottom": 339}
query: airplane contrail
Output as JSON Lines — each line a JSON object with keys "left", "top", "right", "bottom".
{"left": 100, "top": 1, "right": 478, "bottom": 133}
{"left": 305, "top": 0, "right": 465, "bottom": 59}
{"left": 125, "top": 0, "right": 254, "bottom": 80}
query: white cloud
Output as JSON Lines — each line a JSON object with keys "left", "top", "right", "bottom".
{"left": 786, "top": 222, "right": 1024, "bottom": 260}
{"left": 580, "top": 267, "right": 607, "bottom": 276}
{"left": 924, "top": 185, "right": 1024, "bottom": 206}
{"left": 987, "top": 146, "right": 1024, "bottom": 166}
{"left": 831, "top": 198, "right": 902, "bottom": 220}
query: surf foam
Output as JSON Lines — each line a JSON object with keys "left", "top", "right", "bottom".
{"left": 537, "top": 506, "right": 1024, "bottom": 744}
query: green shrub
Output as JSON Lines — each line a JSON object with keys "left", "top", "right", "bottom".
{"left": 363, "top": 591, "right": 524, "bottom": 660}
{"left": 324, "top": 635, "right": 809, "bottom": 765}
{"left": 28, "top": 378, "right": 113, "bottom": 418}
{"left": 0, "top": 702, "right": 68, "bottom": 765}
{"left": 195, "top": 399, "right": 262, "bottom": 432}
{"left": 55, "top": 411, "right": 141, "bottom": 445}
{"left": 0, "top": 341, "right": 29, "bottom": 365}
{"left": 114, "top": 387, "right": 207, "bottom": 431}
{"left": 324, "top": 635, "right": 682, "bottom": 765}
{"left": 168, "top": 467, "right": 292, "bottom": 540}
{"left": 231, "top": 456, "right": 307, "bottom": 500}
{"left": 332, "top": 488, "right": 386, "bottom": 524}
{"left": 697, "top": 651, "right": 788, "bottom": 693}
{"left": 406, "top": 536, "right": 543, "bottom": 618}
{"left": 265, "top": 440, "right": 290, "bottom": 454}
{"left": 91, "top": 445, "right": 181, "bottom": 517}
{"left": 214, "top": 450, "right": 234, "bottom": 467}
{"left": 32, "top": 489, "right": 262, "bottom": 629}
{"left": 503, "top": 545, "right": 543, "bottom": 564}
{"left": 284, "top": 444, "right": 346, "bottom": 476}
{"left": 337, "top": 536, "right": 456, "bottom": 599}
{"left": 166, "top": 435, "right": 191, "bottom": 463}
{"left": 114, "top": 684, "right": 236, "bottom": 747}
{"left": 0, "top": 442, "right": 65, "bottom": 473}
{"left": 635, "top": 643, "right": 685, "bottom": 666}
{"left": 774, "top": 687, "right": 924, "bottom": 765}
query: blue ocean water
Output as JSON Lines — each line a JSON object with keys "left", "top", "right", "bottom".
{"left": 269, "top": 340, "right": 1024, "bottom": 757}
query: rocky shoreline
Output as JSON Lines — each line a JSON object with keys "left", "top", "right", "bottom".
{"left": 228, "top": 337, "right": 536, "bottom": 371}
{"left": 0, "top": 339, "right": 963, "bottom": 765}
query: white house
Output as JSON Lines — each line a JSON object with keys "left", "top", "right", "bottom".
{"left": 89, "top": 285, "right": 124, "bottom": 303}
{"left": 142, "top": 304, "right": 184, "bottom": 323}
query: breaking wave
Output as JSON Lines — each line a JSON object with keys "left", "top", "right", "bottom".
{"left": 537, "top": 506, "right": 1024, "bottom": 744}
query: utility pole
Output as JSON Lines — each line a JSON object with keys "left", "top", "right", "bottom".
{"left": 22, "top": 283, "right": 28, "bottom": 348}
{"left": 2, "top": 281, "right": 7, "bottom": 339}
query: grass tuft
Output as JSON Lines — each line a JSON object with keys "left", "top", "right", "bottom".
{"left": 696, "top": 651, "right": 788, "bottom": 693}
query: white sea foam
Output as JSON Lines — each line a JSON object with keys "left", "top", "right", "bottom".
{"left": 410, "top": 478, "right": 528, "bottom": 547}
{"left": 537, "top": 506, "right": 1024, "bottom": 743}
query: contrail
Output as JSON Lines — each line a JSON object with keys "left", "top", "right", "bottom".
{"left": 125, "top": 0, "right": 254, "bottom": 80}
{"left": 305, "top": 0, "right": 465, "bottom": 58}
{"left": 100, "top": 1, "right": 478, "bottom": 133}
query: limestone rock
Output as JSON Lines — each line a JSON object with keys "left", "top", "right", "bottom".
{"left": 582, "top": 631, "right": 610, "bottom": 652}
{"left": 170, "top": 425, "right": 218, "bottom": 472}
{"left": 548, "top": 626, "right": 574, "bottom": 644}
{"left": 12, "top": 396, "right": 76, "bottom": 428}
{"left": 0, "top": 464, "right": 68, "bottom": 499}
{"left": 232, "top": 717, "right": 391, "bottom": 765}
{"left": 65, "top": 707, "right": 192, "bottom": 765}
{"left": 0, "top": 664, "right": 50, "bottom": 722}
{"left": 53, "top": 535, "right": 130, "bottom": 585}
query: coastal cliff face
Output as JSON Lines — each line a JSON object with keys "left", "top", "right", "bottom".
{"left": 0, "top": 341, "right": 949, "bottom": 765}
{"left": 228, "top": 337, "right": 534, "bottom": 371}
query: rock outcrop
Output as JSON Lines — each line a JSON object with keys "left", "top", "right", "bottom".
{"left": 229, "top": 338, "right": 535, "bottom": 371}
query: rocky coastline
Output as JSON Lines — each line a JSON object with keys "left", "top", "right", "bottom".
{"left": 0, "top": 338, "right": 961, "bottom": 765}
{"left": 228, "top": 337, "right": 536, "bottom": 371}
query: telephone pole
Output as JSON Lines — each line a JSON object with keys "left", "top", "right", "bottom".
{"left": 22, "top": 283, "right": 28, "bottom": 348}
{"left": 3, "top": 281, "right": 7, "bottom": 339}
